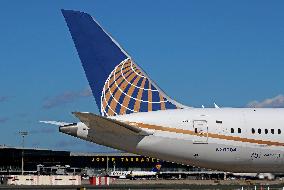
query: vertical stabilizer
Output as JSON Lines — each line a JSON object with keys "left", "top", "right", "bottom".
{"left": 62, "top": 10, "right": 185, "bottom": 116}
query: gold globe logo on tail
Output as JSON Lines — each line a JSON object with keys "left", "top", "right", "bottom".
{"left": 101, "top": 58, "right": 179, "bottom": 116}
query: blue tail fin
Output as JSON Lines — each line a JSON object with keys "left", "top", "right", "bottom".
{"left": 62, "top": 10, "right": 184, "bottom": 116}
{"left": 152, "top": 162, "right": 162, "bottom": 172}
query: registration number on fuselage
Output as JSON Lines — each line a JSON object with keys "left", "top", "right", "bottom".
{"left": 216, "top": 147, "right": 237, "bottom": 152}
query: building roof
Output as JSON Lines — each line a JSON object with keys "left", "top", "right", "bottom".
{"left": 70, "top": 152, "right": 139, "bottom": 157}
{"left": 0, "top": 145, "right": 140, "bottom": 157}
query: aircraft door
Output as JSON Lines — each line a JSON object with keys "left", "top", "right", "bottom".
{"left": 193, "top": 120, "right": 208, "bottom": 144}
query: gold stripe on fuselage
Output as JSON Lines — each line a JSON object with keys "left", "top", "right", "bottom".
{"left": 131, "top": 122, "right": 284, "bottom": 146}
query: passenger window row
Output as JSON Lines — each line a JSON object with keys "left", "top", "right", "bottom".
{"left": 251, "top": 128, "right": 281, "bottom": 135}
{"left": 230, "top": 128, "right": 282, "bottom": 135}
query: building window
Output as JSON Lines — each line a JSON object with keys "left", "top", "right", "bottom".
{"left": 278, "top": 129, "right": 281, "bottom": 134}
{"left": 231, "top": 128, "right": 234, "bottom": 133}
{"left": 252, "top": 128, "right": 255, "bottom": 134}
{"left": 271, "top": 129, "right": 274, "bottom": 134}
{"left": 258, "top": 128, "right": 261, "bottom": 134}
{"left": 265, "top": 129, "right": 268, "bottom": 134}
{"left": 238, "top": 128, "right": 241, "bottom": 133}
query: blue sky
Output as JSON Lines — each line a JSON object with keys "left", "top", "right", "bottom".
{"left": 0, "top": 1, "right": 284, "bottom": 152}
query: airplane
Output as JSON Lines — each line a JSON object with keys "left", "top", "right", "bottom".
{"left": 109, "top": 162, "right": 162, "bottom": 179}
{"left": 42, "top": 9, "right": 284, "bottom": 173}
{"left": 108, "top": 162, "right": 224, "bottom": 180}
{"left": 230, "top": 173, "right": 275, "bottom": 180}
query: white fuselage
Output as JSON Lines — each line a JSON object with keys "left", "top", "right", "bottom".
{"left": 105, "top": 108, "right": 284, "bottom": 173}
{"left": 71, "top": 108, "right": 284, "bottom": 173}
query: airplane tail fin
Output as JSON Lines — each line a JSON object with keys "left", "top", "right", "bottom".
{"left": 62, "top": 9, "right": 185, "bottom": 116}
{"left": 152, "top": 162, "right": 162, "bottom": 172}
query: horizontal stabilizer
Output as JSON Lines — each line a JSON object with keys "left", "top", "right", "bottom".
{"left": 39, "top": 121, "right": 74, "bottom": 126}
{"left": 72, "top": 112, "right": 152, "bottom": 136}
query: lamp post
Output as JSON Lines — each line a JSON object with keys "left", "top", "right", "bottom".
{"left": 19, "top": 131, "right": 28, "bottom": 175}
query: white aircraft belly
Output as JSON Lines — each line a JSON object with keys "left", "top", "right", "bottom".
{"left": 134, "top": 134, "right": 284, "bottom": 172}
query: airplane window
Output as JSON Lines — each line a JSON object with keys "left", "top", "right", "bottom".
{"left": 278, "top": 129, "right": 281, "bottom": 134}
{"left": 231, "top": 128, "right": 234, "bottom": 133}
{"left": 265, "top": 129, "right": 268, "bottom": 134}
{"left": 271, "top": 129, "right": 274, "bottom": 134}
{"left": 238, "top": 128, "right": 241, "bottom": 133}
{"left": 252, "top": 128, "right": 255, "bottom": 134}
{"left": 258, "top": 128, "right": 261, "bottom": 134}
{"left": 216, "top": 120, "right": 222, "bottom": 124}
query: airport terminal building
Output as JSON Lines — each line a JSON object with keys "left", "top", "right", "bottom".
{"left": 0, "top": 146, "right": 201, "bottom": 176}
